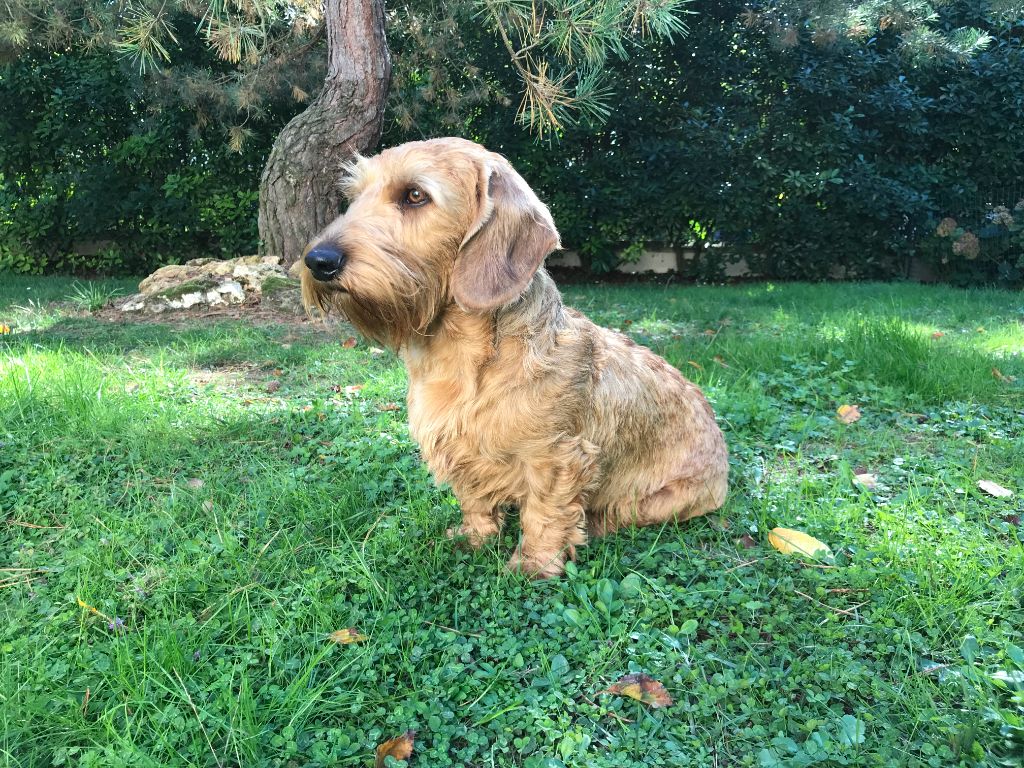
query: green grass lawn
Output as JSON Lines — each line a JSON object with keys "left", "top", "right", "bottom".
{"left": 2, "top": 276, "right": 1023, "bottom": 767}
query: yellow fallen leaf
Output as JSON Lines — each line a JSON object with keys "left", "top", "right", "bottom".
{"left": 0, "top": 324, "right": 10, "bottom": 335}
{"left": 978, "top": 480, "right": 1013, "bottom": 499}
{"left": 375, "top": 730, "right": 415, "bottom": 767}
{"left": 687, "top": 361, "right": 703, "bottom": 370}
{"left": 992, "top": 367, "right": 1016, "bottom": 383}
{"left": 836, "top": 404, "right": 862, "bottom": 424}
{"left": 768, "top": 527, "right": 833, "bottom": 561}
{"left": 327, "top": 628, "right": 368, "bottom": 644}
{"left": 601, "top": 673, "right": 673, "bottom": 708}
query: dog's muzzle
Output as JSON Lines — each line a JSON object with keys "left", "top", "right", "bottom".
{"left": 305, "top": 244, "right": 346, "bottom": 282}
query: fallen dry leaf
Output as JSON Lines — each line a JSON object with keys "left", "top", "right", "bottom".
{"left": 266, "top": 380, "right": 281, "bottom": 394}
{"left": 713, "top": 355, "right": 729, "bottom": 368}
{"left": 328, "top": 628, "right": 368, "bottom": 644}
{"left": 737, "top": 533, "right": 758, "bottom": 549}
{"left": 978, "top": 480, "right": 1013, "bottom": 499}
{"left": 992, "top": 367, "right": 1017, "bottom": 383}
{"left": 931, "top": 331, "right": 944, "bottom": 340}
{"left": 375, "top": 730, "right": 415, "bottom": 767}
{"left": 379, "top": 402, "right": 402, "bottom": 412}
{"left": 186, "top": 478, "right": 204, "bottom": 489}
{"left": 768, "top": 527, "right": 834, "bottom": 560}
{"left": 601, "top": 674, "right": 673, "bottom": 709}
{"left": 0, "top": 324, "right": 10, "bottom": 335}
{"left": 342, "top": 337, "right": 357, "bottom": 349}
{"left": 853, "top": 473, "right": 878, "bottom": 490}
{"left": 687, "top": 361, "right": 703, "bottom": 370}
{"left": 202, "top": 500, "right": 214, "bottom": 513}
{"left": 369, "top": 346, "right": 385, "bottom": 356}
{"left": 837, "top": 404, "right": 862, "bottom": 424}
{"left": 344, "top": 384, "right": 364, "bottom": 396}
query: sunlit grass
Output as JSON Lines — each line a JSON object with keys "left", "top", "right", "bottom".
{"left": 1, "top": 277, "right": 1022, "bottom": 767}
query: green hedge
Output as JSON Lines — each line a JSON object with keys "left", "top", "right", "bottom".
{"left": 412, "top": 1, "right": 1024, "bottom": 284}
{"left": 2, "top": 2, "right": 1023, "bottom": 284}
{"left": 0, "top": 51, "right": 269, "bottom": 275}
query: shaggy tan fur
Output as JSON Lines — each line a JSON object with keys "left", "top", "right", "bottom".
{"left": 302, "top": 138, "right": 728, "bottom": 578}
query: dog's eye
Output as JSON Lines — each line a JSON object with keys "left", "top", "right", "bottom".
{"left": 403, "top": 187, "right": 429, "bottom": 207}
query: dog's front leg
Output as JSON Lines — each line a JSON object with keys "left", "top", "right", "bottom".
{"left": 508, "top": 497, "right": 587, "bottom": 579}
{"left": 446, "top": 494, "right": 502, "bottom": 548}
{"left": 507, "top": 439, "right": 597, "bottom": 579}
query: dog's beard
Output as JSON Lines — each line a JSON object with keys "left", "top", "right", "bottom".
{"left": 302, "top": 252, "right": 445, "bottom": 349}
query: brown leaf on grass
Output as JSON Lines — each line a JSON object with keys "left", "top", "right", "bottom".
{"left": 344, "top": 384, "right": 364, "bottom": 396}
{"left": 836, "top": 404, "right": 862, "bottom": 424}
{"left": 978, "top": 480, "right": 1013, "bottom": 499}
{"left": 379, "top": 402, "right": 402, "bottom": 412}
{"left": 327, "top": 628, "right": 368, "bottom": 644}
{"left": 266, "top": 380, "right": 281, "bottom": 394}
{"left": 737, "top": 533, "right": 758, "bottom": 549}
{"left": 342, "top": 337, "right": 357, "bottom": 349}
{"left": 930, "top": 331, "right": 944, "bottom": 340}
{"left": 375, "top": 730, "right": 416, "bottom": 767}
{"left": 601, "top": 674, "right": 673, "bottom": 708}
{"left": 687, "top": 361, "right": 703, "bottom": 370}
{"left": 992, "top": 367, "right": 1017, "bottom": 383}
{"left": 713, "top": 355, "right": 729, "bottom": 368}
{"left": 853, "top": 473, "right": 878, "bottom": 490}
{"left": 0, "top": 324, "right": 11, "bottom": 335}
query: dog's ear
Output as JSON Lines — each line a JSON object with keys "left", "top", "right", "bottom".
{"left": 452, "top": 158, "right": 560, "bottom": 312}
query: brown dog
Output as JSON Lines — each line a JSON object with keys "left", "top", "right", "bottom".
{"left": 301, "top": 138, "right": 728, "bottom": 578}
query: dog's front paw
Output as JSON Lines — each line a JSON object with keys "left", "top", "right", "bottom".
{"left": 506, "top": 550, "right": 565, "bottom": 579}
{"left": 445, "top": 524, "right": 495, "bottom": 550}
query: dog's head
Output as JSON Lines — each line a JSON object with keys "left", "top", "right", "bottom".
{"left": 300, "top": 137, "right": 560, "bottom": 347}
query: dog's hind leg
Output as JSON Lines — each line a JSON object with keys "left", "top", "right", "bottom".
{"left": 600, "top": 469, "right": 728, "bottom": 535}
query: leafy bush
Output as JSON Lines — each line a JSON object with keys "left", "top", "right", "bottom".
{"left": 2, "top": 2, "right": 1023, "bottom": 283}
{"left": 0, "top": 51, "right": 269, "bottom": 275}
{"left": 387, "top": 0, "right": 1024, "bottom": 284}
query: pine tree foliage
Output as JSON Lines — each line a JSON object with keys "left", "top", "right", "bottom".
{"left": 1, "top": 0, "right": 1017, "bottom": 144}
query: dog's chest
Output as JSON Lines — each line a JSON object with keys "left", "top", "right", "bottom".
{"left": 403, "top": 341, "right": 530, "bottom": 489}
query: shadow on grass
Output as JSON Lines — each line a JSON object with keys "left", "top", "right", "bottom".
{"left": 2, "top": 316, "right": 347, "bottom": 370}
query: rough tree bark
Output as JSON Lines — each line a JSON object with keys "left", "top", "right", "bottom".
{"left": 258, "top": 0, "right": 391, "bottom": 268}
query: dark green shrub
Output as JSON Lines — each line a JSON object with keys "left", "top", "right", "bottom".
{"left": 0, "top": 51, "right": 267, "bottom": 275}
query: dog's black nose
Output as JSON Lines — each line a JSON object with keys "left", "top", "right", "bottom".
{"left": 305, "top": 244, "right": 346, "bottom": 281}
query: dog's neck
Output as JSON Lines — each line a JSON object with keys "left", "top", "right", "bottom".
{"left": 403, "top": 267, "right": 567, "bottom": 376}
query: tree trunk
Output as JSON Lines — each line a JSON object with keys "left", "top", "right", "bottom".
{"left": 258, "top": 0, "right": 391, "bottom": 268}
